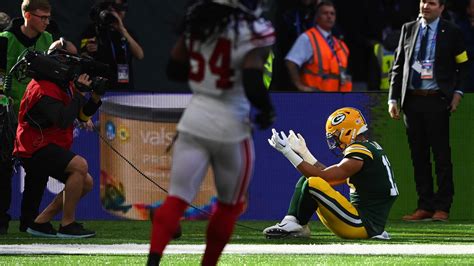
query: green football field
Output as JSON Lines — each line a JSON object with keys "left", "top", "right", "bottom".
{"left": 0, "top": 220, "right": 473, "bottom": 265}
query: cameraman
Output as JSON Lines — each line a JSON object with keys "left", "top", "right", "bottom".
{"left": 80, "top": 0, "right": 144, "bottom": 91}
{"left": 14, "top": 71, "right": 102, "bottom": 238}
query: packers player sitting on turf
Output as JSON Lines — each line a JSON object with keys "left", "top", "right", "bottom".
{"left": 264, "top": 107, "right": 398, "bottom": 240}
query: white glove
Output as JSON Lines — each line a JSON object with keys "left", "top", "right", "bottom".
{"left": 268, "top": 128, "right": 303, "bottom": 167}
{"left": 288, "top": 130, "right": 318, "bottom": 165}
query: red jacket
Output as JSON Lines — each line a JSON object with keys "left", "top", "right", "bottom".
{"left": 14, "top": 80, "right": 74, "bottom": 158}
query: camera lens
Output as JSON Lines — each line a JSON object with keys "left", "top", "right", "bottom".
{"left": 99, "top": 10, "right": 117, "bottom": 26}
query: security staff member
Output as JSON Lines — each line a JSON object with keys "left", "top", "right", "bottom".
{"left": 369, "top": 30, "right": 400, "bottom": 91}
{"left": 286, "top": 0, "right": 351, "bottom": 92}
{"left": 373, "top": 43, "right": 394, "bottom": 90}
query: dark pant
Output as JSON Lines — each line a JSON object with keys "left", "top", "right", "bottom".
{"left": 0, "top": 158, "right": 13, "bottom": 228}
{"left": 0, "top": 155, "right": 49, "bottom": 231}
{"left": 0, "top": 118, "right": 14, "bottom": 229}
{"left": 20, "top": 173, "right": 49, "bottom": 231}
{"left": 403, "top": 94, "right": 454, "bottom": 212}
{"left": 19, "top": 144, "right": 75, "bottom": 230}
{"left": 21, "top": 144, "right": 76, "bottom": 184}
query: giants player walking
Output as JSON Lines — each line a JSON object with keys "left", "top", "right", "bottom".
{"left": 148, "top": 0, "right": 275, "bottom": 265}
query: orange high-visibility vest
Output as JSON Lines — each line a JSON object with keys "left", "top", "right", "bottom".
{"left": 300, "top": 28, "right": 352, "bottom": 92}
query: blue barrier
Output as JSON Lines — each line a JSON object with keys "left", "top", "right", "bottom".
{"left": 9, "top": 92, "right": 373, "bottom": 220}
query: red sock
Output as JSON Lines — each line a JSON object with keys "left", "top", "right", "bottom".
{"left": 149, "top": 196, "right": 188, "bottom": 255}
{"left": 202, "top": 201, "right": 244, "bottom": 266}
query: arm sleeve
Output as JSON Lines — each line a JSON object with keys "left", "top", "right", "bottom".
{"left": 79, "top": 97, "right": 102, "bottom": 122}
{"left": 242, "top": 68, "right": 273, "bottom": 113}
{"left": 284, "top": 34, "right": 313, "bottom": 67}
{"left": 453, "top": 26, "right": 469, "bottom": 92}
{"left": 29, "top": 94, "right": 86, "bottom": 129}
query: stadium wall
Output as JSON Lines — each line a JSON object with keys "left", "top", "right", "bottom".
{"left": 8, "top": 92, "right": 474, "bottom": 221}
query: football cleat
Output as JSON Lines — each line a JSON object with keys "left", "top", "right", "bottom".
{"left": 263, "top": 215, "right": 311, "bottom": 239}
{"left": 371, "top": 230, "right": 391, "bottom": 240}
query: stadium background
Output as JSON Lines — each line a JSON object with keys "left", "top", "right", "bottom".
{"left": 7, "top": 93, "right": 474, "bottom": 221}
{"left": 1, "top": 0, "right": 208, "bottom": 92}
{"left": 0, "top": 0, "right": 472, "bottom": 221}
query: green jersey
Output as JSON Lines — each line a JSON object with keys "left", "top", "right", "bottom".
{"left": 0, "top": 28, "right": 53, "bottom": 114}
{"left": 344, "top": 140, "right": 398, "bottom": 237}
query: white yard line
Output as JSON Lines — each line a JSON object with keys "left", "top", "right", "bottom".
{"left": 0, "top": 244, "right": 473, "bottom": 255}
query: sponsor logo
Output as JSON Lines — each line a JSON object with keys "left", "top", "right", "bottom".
{"left": 106, "top": 121, "right": 116, "bottom": 140}
{"left": 118, "top": 126, "right": 130, "bottom": 141}
{"left": 140, "top": 128, "right": 174, "bottom": 146}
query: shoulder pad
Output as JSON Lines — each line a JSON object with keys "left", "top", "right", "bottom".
{"left": 344, "top": 143, "right": 373, "bottom": 160}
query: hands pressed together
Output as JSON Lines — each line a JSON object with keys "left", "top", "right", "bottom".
{"left": 268, "top": 128, "right": 318, "bottom": 167}
{"left": 287, "top": 130, "right": 318, "bottom": 165}
{"left": 268, "top": 128, "right": 292, "bottom": 155}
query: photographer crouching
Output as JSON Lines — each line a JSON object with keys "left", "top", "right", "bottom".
{"left": 12, "top": 50, "right": 106, "bottom": 238}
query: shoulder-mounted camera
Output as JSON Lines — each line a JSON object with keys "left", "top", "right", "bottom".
{"left": 9, "top": 49, "right": 110, "bottom": 95}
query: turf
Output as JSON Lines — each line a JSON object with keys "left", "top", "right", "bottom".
{"left": 1, "top": 254, "right": 474, "bottom": 265}
{"left": 1, "top": 220, "right": 473, "bottom": 265}
{"left": 0, "top": 220, "right": 473, "bottom": 245}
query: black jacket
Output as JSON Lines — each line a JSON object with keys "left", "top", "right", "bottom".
{"left": 389, "top": 18, "right": 468, "bottom": 106}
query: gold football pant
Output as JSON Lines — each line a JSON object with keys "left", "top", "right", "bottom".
{"left": 307, "top": 177, "right": 368, "bottom": 239}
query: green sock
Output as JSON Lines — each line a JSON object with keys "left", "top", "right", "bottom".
{"left": 287, "top": 176, "right": 307, "bottom": 216}
{"left": 296, "top": 179, "right": 318, "bottom": 225}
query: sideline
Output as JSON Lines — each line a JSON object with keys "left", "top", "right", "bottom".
{"left": 0, "top": 244, "right": 473, "bottom": 255}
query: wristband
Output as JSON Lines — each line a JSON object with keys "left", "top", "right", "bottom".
{"left": 301, "top": 150, "right": 317, "bottom": 165}
{"left": 283, "top": 148, "right": 303, "bottom": 168}
{"left": 78, "top": 108, "right": 91, "bottom": 122}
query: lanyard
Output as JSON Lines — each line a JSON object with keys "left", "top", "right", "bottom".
{"left": 315, "top": 27, "right": 341, "bottom": 65}
{"left": 110, "top": 38, "right": 128, "bottom": 61}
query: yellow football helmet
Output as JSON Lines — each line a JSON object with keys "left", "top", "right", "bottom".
{"left": 325, "top": 107, "right": 368, "bottom": 151}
